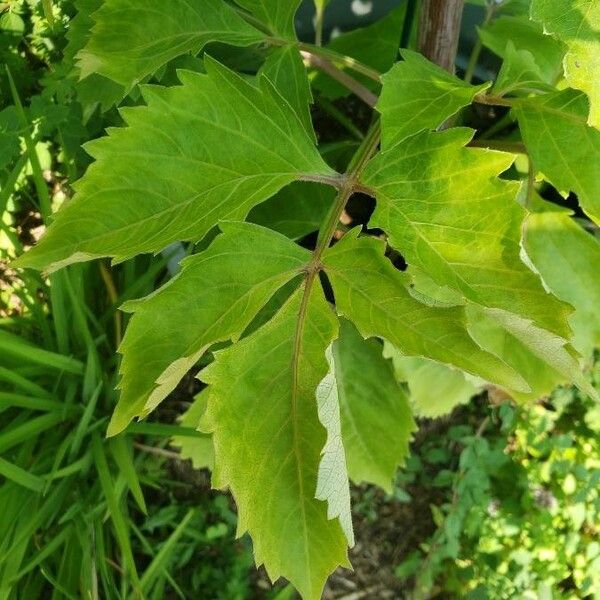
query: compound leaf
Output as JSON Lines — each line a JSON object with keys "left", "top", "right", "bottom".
{"left": 322, "top": 230, "right": 528, "bottom": 393}
{"left": 334, "top": 319, "right": 415, "bottom": 492}
{"left": 201, "top": 283, "right": 349, "bottom": 600}
{"left": 531, "top": 0, "right": 600, "bottom": 128}
{"left": 515, "top": 89, "right": 600, "bottom": 225}
{"left": 377, "top": 50, "right": 489, "bottom": 149}
{"left": 15, "top": 58, "right": 334, "bottom": 272}
{"left": 361, "top": 127, "right": 572, "bottom": 338}
{"left": 107, "top": 222, "right": 309, "bottom": 435}
{"left": 77, "top": 0, "right": 263, "bottom": 90}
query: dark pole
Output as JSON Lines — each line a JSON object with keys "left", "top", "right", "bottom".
{"left": 418, "top": 0, "right": 465, "bottom": 72}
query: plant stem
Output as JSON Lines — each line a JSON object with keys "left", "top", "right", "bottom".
{"left": 298, "top": 172, "right": 347, "bottom": 187}
{"left": 315, "top": 5, "right": 325, "bottom": 46}
{"left": 474, "top": 93, "right": 513, "bottom": 107}
{"left": 314, "top": 121, "right": 381, "bottom": 256}
{"left": 418, "top": 0, "right": 465, "bottom": 73}
{"left": 234, "top": 1, "right": 380, "bottom": 82}
{"left": 291, "top": 122, "right": 381, "bottom": 431}
{"left": 298, "top": 42, "right": 381, "bottom": 81}
{"left": 265, "top": 37, "right": 381, "bottom": 82}
{"left": 300, "top": 51, "right": 378, "bottom": 107}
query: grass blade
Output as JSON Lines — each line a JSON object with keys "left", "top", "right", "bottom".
{"left": 109, "top": 436, "right": 147, "bottom": 514}
{"left": 0, "top": 457, "right": 44, "bottom": 492}
{"left": 91, "top": 434, "right": 141, "bottom": 592}
{"left": 140, "top": 509, "right": 195, "bottom": 593}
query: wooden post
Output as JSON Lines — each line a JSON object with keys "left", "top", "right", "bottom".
{"left": 418, "top": 0, "right": 465, "bottom": 72}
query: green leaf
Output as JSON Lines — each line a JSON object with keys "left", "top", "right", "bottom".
{"left": 492, "top": 41, "right": 554, "bottom": 96}
{"left": 383, "top": 345, "right": 480, "bottom": 418}
{"left": 525, "top": 211, "right": 600, "bottom": 360}
{"left": 15, "top": 58, "right": 334, "bottom": 272}
{"left": 259, "top": 45, "right": 315, "bottom": 141}
{"left": 109, "top": 222, "right": 310, "bottom": 435}
{"left": 322, "top": 230, "right": 528, "bottom": 393}
{"left": 201, "top": 284, "right": 349, "bottom": 600}
{"left": 64, "top": 0, "right": 125, "bottom": 112}
{"left": 465, "top": 305, "right": 594, "bottom": 401}
{"left": 315, "top": 345, "right": 354, "bottom": 546}
{"left": 361, "top": 127, "right": 572, "bottom": 338}
{"left": 234, "top": 0, "right": 300, "bottom": 39}
{"left": 77, "top": 0, "right": 264, "bottom": 90}
{"left": 377, "top": 50, "right": 489, "bottom": 148}
{"left": 249, "top": 182, "right": 334, "bottom": 239}
{"left": 531, "top": 0, "right": 600, "bottom": 128}
{"left": 171, "top": 390, "right": 214, "bottom": 470}
{"left": 515, "top": 89, "right": 600, "bottom": 225}
{"left": 479, "top": 15, "right": 564, "bottom": 83}
{"left": 334, "top": 320, "right": 415, "bottom": 492}
{"left": 312, "top": 5, "right": 405, "bottom": 100}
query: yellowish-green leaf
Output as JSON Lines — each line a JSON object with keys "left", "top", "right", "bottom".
{"left": 466, "top": 305, "right": 596, "bottom": 401}
{"left": 383, "top": 345, "right": 480, "bottom": 418}
{"left": 15, "top": 58, "right": 334, "bottom": 272}
{"left": 77, "top": 0, "right": 263, "bottom": 90}
{"left": 479, "top": 15, "right": 564, "bottom": 83}
{"left": 492, "top": 41, "right": 554, "bottom": 96}
{"left": 361, "top": 127, "right": 572, "bottom": 338}
{"left": 515, "top": 89, "right": 600, "bottom": 225}
{"left": 531, "top": 0, "right": 600, "bottom": 127}
{"left": 334, "top": 320, "right": 415, "bottom": 492}
{"left": 525, "top": 211, "right": 600, "bottom": 360}
{"left": 378, "top": 50, "right": 489, "bottom": 148}
{"left": 171, "top": 390, "right": 214, "bottom": 470}
{"left": 108, "top": 222, "right": 310, "bottom": 436}
{"left": 322, "top": 230, "right": 528, "bottom": 393}
{"left": 201, "top": 284, "right": 349, "bottom": 600}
